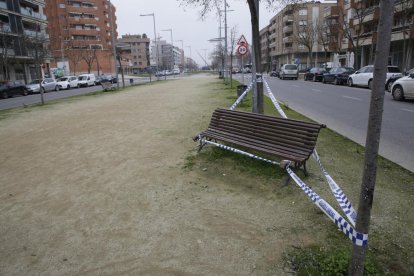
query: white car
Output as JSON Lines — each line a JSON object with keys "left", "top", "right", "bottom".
{"left": 279, "top": 64, "right": 298, "bottom": 80}
{"left": 78, "top": 74, "right": 96, "bottom": 87}
{"left": 390, "top": 73, "right": 414, "bottom": 101}
{"left": 348, "top": 65, "right": 403, "bottom": 89}
{"left": 26, "top": 78, "right": 59, "bottom": 94}
{"left": 57, "top": 76, "right": 79, "bottom": 89}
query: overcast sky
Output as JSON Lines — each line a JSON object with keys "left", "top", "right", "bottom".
{"left": 111, "top": 0, "right": 280, "bottom": 66}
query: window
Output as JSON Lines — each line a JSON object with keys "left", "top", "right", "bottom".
{"left": 299, "top": 9, "right": 307, "bottom": 16}
{"left": 59, "top": 4, "right": 65, "bottom": 8}
{"left": 299, "top": 20, "right": 307, "bottom": 26}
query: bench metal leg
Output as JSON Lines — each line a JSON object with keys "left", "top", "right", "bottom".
{"left": 198, "top": 140, "right": 207, "bottom": 152}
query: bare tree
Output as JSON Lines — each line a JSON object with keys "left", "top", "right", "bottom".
{"left": 0, "top": 25, "right": 14, "bottom": 80}
{"left": 22, "top": 23, "right": 51, "bottom": 104}
{"left": 348, "top": 1, "right": 395, "bottom": 275}
{"left": 294, "top": 20, "right": 317, "bottom": 67}
{"left": 81, "top": 48, "right": 97, "bottom": 74}
{"left": 66, "top": 42, "right": 84, "bottom": 76}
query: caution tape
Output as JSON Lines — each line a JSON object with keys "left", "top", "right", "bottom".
{"left": 229, "top": 82, "right": 253, "bottom": 111}
{"left": 263, "top": 78, "right": 357, "bottom": 226}
{"left": 286, "top": 166, "right": 367, "bottom": 246}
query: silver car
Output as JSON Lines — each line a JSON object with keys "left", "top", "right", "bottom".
{"left": 26, "top": 78, "right": 59, "bottom": 94}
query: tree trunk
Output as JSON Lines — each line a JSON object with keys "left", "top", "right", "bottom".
{"left": 348, "top": 1, "right": 395, "bottom": 275}
{"left": 247, "top": 0, "right": 263, "bottom": 114}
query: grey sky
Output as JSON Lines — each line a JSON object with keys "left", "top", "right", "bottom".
{"left": 111, "top": 0, "right": 278, "bottom": 66}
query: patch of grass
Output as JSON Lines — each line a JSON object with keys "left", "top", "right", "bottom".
{"left": 283, "top": 245, "right": 383, "bottom": 276}
{"left": 191, "top": 78, "right": 414, "bottom": 274}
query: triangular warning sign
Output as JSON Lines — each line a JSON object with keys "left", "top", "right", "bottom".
{"left": 237, "top": 35, "right": 248, "bottom": 46}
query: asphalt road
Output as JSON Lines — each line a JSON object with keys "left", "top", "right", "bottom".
{"left": 236, "top": 74, "right": 414, "bottom": 172}
{"left": 0, "top": 75, "right": 169, "bottom": 110}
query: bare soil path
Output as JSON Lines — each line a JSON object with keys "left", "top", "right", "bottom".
{"left": 1, "top": 75, "right": 322, "bottom": 275}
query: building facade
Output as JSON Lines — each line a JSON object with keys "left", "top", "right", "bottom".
{"left": 118, "top": 34, "right": 150, "bottom": 74}
{"left": 261, "top": 0, "right": 414, "bottom": 72}
{"left": 44, "top": 0, "right": 118, "bottom": 75}
{"left": 0, "top": 0, "right": 49, "bottom": 83}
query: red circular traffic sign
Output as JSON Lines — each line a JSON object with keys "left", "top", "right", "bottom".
{"left": 237, "top": 45, "right": 248, "bottom": 56}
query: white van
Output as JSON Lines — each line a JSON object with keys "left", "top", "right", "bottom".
{"left": 279, "top": 64, "right": 299, "bottom": 80}
{"left": 78, "top": 74, "right": 96, "bottom": 87}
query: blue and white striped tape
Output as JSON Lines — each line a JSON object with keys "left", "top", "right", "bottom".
{"left": 229, "top": 82, "right": 253, "bottom": 110}
{"left": 263, "top": 78, "right": 357, "bottom": 226}
{"left": 286, "top": 166, "right": 368, "bottom": 246}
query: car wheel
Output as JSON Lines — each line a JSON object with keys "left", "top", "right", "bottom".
{"left": 348, "top": 78, "right": 353, "bottom": 87}
{"left": 55, "top": 85, "right": 60, "bottom": 91}
{"left": 1, "top": 91, "right": 8, "bottom": 99}
{"left": 387, "top": 81, "right": 393, "bottom": 92}
{"left": 392, "top": 85, "right": 404, "bottom": 101}
{"left": 334, "top": 77, "right": 339, "bottom": 85}
{"left": 368, "top": 79, "right": 373, "bottom": 90}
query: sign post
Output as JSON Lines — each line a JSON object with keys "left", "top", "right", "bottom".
{"left": 236, "top": 35, "right": 249, "bottom": 85}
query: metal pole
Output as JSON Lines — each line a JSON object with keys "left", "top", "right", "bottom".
{"left": 224, "top": 0, "right": 228, "bottom": 84}
{"left": 108, "top": 0, "right": 119, "bottom": 89}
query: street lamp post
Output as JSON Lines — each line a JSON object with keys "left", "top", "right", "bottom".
{"left": 176, "top": 39, "right": 184, "bottom": 71}
{"left": 161, "top": 29, "right": 174, "bottom": 70}
{"left": 140, "top": 12, "right": 159, "bottom": 77}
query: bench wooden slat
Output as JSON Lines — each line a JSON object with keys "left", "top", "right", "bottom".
{"left": 196, "top": 108, "right": 325, "bottom": 165}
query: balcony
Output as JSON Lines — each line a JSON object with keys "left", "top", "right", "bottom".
{"left": 283, "top": 14, "right": 293, "bottom": 22}
{"left": 0, "top": 24, "right": 11, "bottom": 32}
{"left": 20, "top": 8, "right": 47, "bottom": 21}
{"left": 283, "top": 25, "right": 293, "bottom": 33}
{"left": 283, "top": 36, "right": 293, "bottom": 43}
{"left": 353, "top": 5, "right": 379, "bottom": 25}
{"left": 23, "top": 29, "right": 49, "bottom": 38}
{"left": 0, "top": 48, "right": 15, "bottom": 56}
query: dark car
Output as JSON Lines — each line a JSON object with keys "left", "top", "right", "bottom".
{"left": 0, "top": 80, "right": 28, "bottom": 99}
{"left": 304, "top": 67, "right": 327, "bottom": 82}
{"left": 387, "top": 68, "right": 414, "bottom": 91}
{"left": 270, "top": 70, "right": 280, "bottom": 77}
{"left": 322, "top": 67, "right": 355, "bottom": 85}
{"left": 99, "top": 75, "right": 118, "bottom": 84}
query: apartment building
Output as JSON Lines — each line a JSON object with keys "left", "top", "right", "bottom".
{"left": 150, "top": 40, "right": 183, "bottom": 71}
{"left": 118, "top": 34, "right": 150, "bottom": 74}
{"left": 262, "top": 1, "right": 336, "bottom": 71}
{"left": 0, "top": 0, "right": 49, "bottom": 82}
{"left": 44, "top": 0, "right": 118, "bottom": 75}
{"left": 337, "top": 0, "right": 414, "bottom": 70}
{"left": 260, "top": 26, "right": 270, "bottom": 72}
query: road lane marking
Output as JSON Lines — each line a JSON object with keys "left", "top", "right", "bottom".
{"left": 343, "top": 96, "right": 362, "bottom": 101}
{"left": 401, "top": 108, "right": 414, "bottom": 113}
{"left": 311, "top": 89, "right": 322, "bottom": 92}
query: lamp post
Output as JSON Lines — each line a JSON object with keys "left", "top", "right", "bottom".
{"left": 176, "top": 39, "right": 184, "bottom": 71}
{"left": 161, "top": 29, "right": 174, "bottom": 71}
{"left": 108, "top": 0, "right": 119, "bottom": 89}
{"left": 186, "top": 45, "right": 192, "bottom": 71}
{"left": 220, "top": 1, "right": 234, "bottom": 84}
{"left": 140, "top": 12, "right": 159, "bottom": 76}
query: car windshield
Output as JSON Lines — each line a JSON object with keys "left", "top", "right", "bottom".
{"left": 285, "top": 65, "right": 297, "bottom": 70}
{"left": 59, "top": 77, "right": 68, "bottom": 81}
{"left": 29, "top": 80, "right": 40, "bottom": 84}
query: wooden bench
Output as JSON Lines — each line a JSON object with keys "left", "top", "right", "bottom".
{"left": 193, "top": 108, "right": 326, "bottom": 175}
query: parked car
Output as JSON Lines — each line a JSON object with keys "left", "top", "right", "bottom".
{"left": 0, "top": 80, "right": 28, "bottom": 99}
{"left": 304, "top": 67, "right": 328, "bottom": 82}
{"left": 348, "top": 65, "right": 403, "bottom": 89}
{"left": 387, "top": 68, "right": 414, "bottom": 91}
{"left": 57, "top": 76, "right": 79, "bottom": 89}
{"left": 78, "top": 74, "right": 96, "bottom": 87}
{"left": 99, "top": 75, "right": 118, "bottom": 84}
{"left": 390, "top": 72, "right": 414, "bottom": 101}
{"left": 279, "top": 64, "right": 298, "bottom": 80}
{"left": 26, "top": 78, "right": 59, "bottom": 94}
{"left": 322, "top": 67, "right": 355, "bottom": 85}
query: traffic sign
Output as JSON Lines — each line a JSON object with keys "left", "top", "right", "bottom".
{"left": 237, "top": 35, "right": 248, "bottom": 46}
{"left": 237, "top": 44, "right": 248, "bottom": 56}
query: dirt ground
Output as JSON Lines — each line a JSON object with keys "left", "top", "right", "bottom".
{"left": 1, "top": 75, "right": 333, "bottom": 275}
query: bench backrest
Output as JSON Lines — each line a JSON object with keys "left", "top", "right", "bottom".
{"left": 208, "top": 108, "right": 325, "bottom": 160}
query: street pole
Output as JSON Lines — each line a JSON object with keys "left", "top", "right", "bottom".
{"left": 108, "top": 0, "right": 119, "bottom": 89}
{"left": 140, "top": 13, "right": 159, "bottom": 78}
{"left": 224, "top": 0, "right": 228, "bottom": 84}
